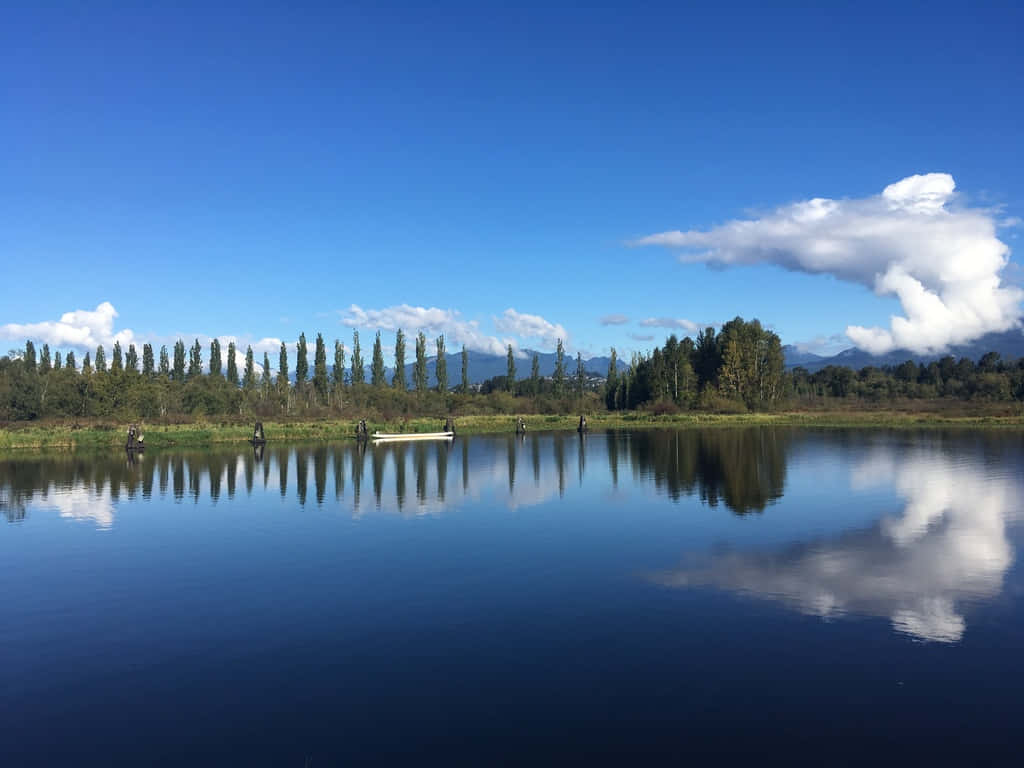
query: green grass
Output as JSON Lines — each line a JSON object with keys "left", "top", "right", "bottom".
{"left": 1, "top": 409, "right": 1023, "bottom": 451}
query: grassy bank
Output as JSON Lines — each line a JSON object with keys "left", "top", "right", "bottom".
{"left": 2, "top": 410, "right": 1023, "bottom": 450}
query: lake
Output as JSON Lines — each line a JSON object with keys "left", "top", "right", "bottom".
{"left": 2, "top": 428, "right": 1023, "bottom": 764}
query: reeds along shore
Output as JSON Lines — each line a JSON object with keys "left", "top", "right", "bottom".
{"left": 2, "top": 409, "right": 1024, "bottom": 451}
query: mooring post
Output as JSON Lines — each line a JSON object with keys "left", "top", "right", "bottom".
{"left": 515, "top": 417, "right": 527, "bottom": 435}
{"left": 577, "top": 415, "right": 588, "bottom": 433}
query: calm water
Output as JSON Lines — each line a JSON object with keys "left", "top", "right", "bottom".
{"left": 2, "top": 428, "right": 1024, "bottom": 764}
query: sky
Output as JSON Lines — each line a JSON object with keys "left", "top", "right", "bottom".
{"left": 2, "top": 0, "right": 1022, "bottom": 363}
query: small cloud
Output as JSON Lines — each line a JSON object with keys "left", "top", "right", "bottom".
{"left": 629, "top": 332, "right": 655, "bottom": 342}
{"left": 638, "top": 317, "right": 705, "bottom": 333}
{"left": 599, "top": 314, "right": 630, "bottom": 326}
{"left": 999, "top": 216, "right": 1022, "bottom": 228}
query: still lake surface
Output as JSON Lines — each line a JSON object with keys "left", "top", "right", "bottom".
{"left": 2, "top": 428, "right": 1023, "bottom": 764}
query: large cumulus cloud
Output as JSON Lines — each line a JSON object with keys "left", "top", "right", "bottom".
{"left": 634, "top": 173, "right": 1022, "bottom": 355}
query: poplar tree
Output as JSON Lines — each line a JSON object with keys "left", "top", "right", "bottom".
{"left": 66, "top": 351, "right": 77, "bottom": 371}
{"left": 605, "top": 348, "right": 618, "bottom": 409}
{"left": 261, "top": 352, "right": 272, "bottom": 398}
{"left": 332, "top": 340, "right": 345, "bottom": 393}
{"left": 126, "top": 344, "right": 139, "bottom": 373}
{"left": 392, "top": 329, "right": 406, "bottom": 390}
{"left": 506, "top": 345, "right": 516, "bottom": 392}
{"left": 575, "top": 351, "right": 585, "bottom": 397}
{"left": 243, "top": 346, "right": 256, "bottom": 390}
{"left": 111, "top": 341, "right": 123, "bottom": 373}
{"left": 187, "top": 340, "right": 202, "bottom": 379}
{"left": 82, "top": 352, "right": 91, "bottom": 375}
{"left": 435, "top": 335, "right": 447, "bottom": 392}
{"left": 172, "top": 341, "right": 186, "bottom": 381}
{"left": 54, "top": 351, "right": 63, "bottom": 370}
{"left": 159, "top": 345, "right": 170, "bottom": 377}
{"left": 226, "top": 341, "right": 239, "bottom": 385}
{"left": 24, "top": 341, "right": 36, "bottom": 371}
{"left": 142, "top": 344, "right": 154, "bottom": 376}
{"left": 209, "top": 339, "right": 222, "bottom": 378}
{"left": 413, "top": 332, "right": 428, "bottom": 393}
{"left": 461, "top": 345, "right": 469, "bottom": 393}
{"left": 553, "top": 339, "right": 565, "bottom": 397}
{"left": 39, "top": 344, "right": 51, "bottom": 374}
{"left": 350, "top": 331, "right": 364, "bottom": 386}
{"left": 313, "top": 333, "right": 328, "bottom": 403}
{"left": 370, "top": 332, "right": 386, "bottom": 387}
{"left": 531, "top": 353, "right": 540, "bottom": 396}
{"left": 278, "top": 343, "right": 289, "bottom": 391}
{"left": 295, "top": 333, "right": 309, "bottom": 391}
{"left": 95, "top": 345, "right": 107, "bottom": 373}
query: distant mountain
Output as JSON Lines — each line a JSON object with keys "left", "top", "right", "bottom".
{"left": 783, "top": 329, "right": 1024, "bottom": 373}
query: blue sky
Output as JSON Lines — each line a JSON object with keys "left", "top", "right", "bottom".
{"left": 2, "top": 1, "right": 1022, "bottom": 361}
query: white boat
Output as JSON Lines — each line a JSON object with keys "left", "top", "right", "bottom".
{"left": 371, "top": 431, "right": 455, "bottom": 442}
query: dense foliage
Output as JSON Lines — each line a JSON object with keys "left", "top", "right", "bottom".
{"left": 2, "top": 317, "right": 1022, "bottom": 422}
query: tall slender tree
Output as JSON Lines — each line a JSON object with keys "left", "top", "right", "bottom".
{"left": 24, "top": 341, "right": 37, "bottom": 371}
{"left": 226, "top": 342, "right": 239, "bottom": 385}
{"left": 172, "top": 341, "right": 185, "bottom": 381}
{"left": 209, "top": 339, "right": 222, "bottom": 378}
{"left": 82, "top": 351, "right": 91, "bottom": 375}
{"left": 126, "top": 344, "right": 139, "bottom": 373}
{"left": 413, "top": 332, "right": 428, "bottom": 393}
{"left": 54, "top": 351, "right": 63, "bottom": 370}
{"left": 392, "top": 329, "right": 406, "bottom": 390}
{"left": 461, "top": 345, "right": 469, "bottom": 393}
{"left": 159, "top": 345, "right": 170, "bottom": 377}
{"left": 111, "top": 341, "right": 123, "bottom": 373}
{"left": 261, "top": 352, "right": 272, "bottom": 398}
{"left": 332, "top": 340, "right": 345, "bottom": 406}
{"left": 605, "top": 348, "right": 618, "bottom": 409}
{"left": 313, "top": 333, "right": 328, "bottom": 403}
{"left": 370, "top": 332, "right": 386, "bottom": 387}
{"left": 142, "top": 344, "right": 154, "bottom": 376}
{"left": 95, "top": 345, "right": 107, "bottom": 373}
{"left": 435, "top": 335, "right": 447, "bottom": 392}
{"left": 66, "top": 350, "right": 77, "bottom": 371}
{"left": 530, "top": 353, "right": 540, "bottom": 396}
{"left": 506, "top": 345, "right": 516, "bottom": 392}
{"left": 243, "top": 346, "right": 256, "bottom": 390}
{"left": 575, "top": 351, "right": 585, "bottom": 397}
{"left": 277, "top": 342, "right": 289, "bottom": 392}
{"left": 295, "top": 333, "right": 309, "bottom": 390}
{"left": 350, "top": 331, "right": 364, "bottom": 385}
{"left": 187, "top": 340, "right": 202, "bottom": 379}
{"left": 39, "top": 344, "right": 52, "bottom": 374}
{"left": 553, "top": 339, "right": 565, "bottom": 397}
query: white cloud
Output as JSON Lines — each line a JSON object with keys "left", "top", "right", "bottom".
{"left": 628, "top": 332, "right": 655, "bottom": 342}
{"left": 638, "top": 317, "right": 704, "bottom": 333}
{"left": 493, "top": 308, "right": 568, "bottom": 350}
{"left": 0, "top": 301, "right": 135, "bottom": 353}
{"left": 634, "top": 173, "right": 1023, "bottom": 355}
{"left": 599, "top": 314, "right": 630, "bottom": 325}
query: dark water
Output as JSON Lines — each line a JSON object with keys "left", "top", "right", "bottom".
{"left": 2, "top": 428, "right": 1024, "bottom": 765}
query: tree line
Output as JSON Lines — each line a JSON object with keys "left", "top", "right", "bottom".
{"left": 1, "top": 316, "right": 1022, "bottom": 422}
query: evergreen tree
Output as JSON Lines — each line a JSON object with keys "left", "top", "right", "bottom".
{"left": 392, "top": 329, "right": 406, "bottom": 390}
{"left": 66, "top": 350, "right": 77, "bottom": 371}
{"left": 261, "top": 352, "right": 272, "bottom": 398}
{"left": 187, "top": 340, "right": 202, "bottom": 379}
{"left": 172, "top": 340, "right": 186, "bottom": 381}
{"left": 24, "top": 341, "right": 36, "bottom": 371}
{"left": 126, "top": 344, "right": 139, "bottom": 373}
{"left": 295, "top": 333, "right": 309, "bottom": 390}
{"left": 506, "top": 345, "right": 516, "bottom": 392}
{"left": 313, "top": 333, "right": 328, "bottom": 403}
{"left": 209, "top": 339, "right": 222, "bottom": 378}
{"left": 159, "top": 345, "right": 170, "bottom": 377}
{"left": 39, "top": 344, "right": 51, "bottom": 374}
{"left": 575, "top": 351, "right": 585, "bottom": 397}
{"left": 95, "top": 345, "right": 107, "bottom": 373}
{"left": 333, "top": 340, "right": 345, "bottom": 393}
{"left": 461, "top": 345, "right": 469, "bottom": 393}
{"left": 82, "top": 351, "right": 92, "bottom": 375}
{"left": 278, "top": 343, "right": 289, "bottom": 391}
{"left": 351, "top": 331, "right": 365, "bottom": 385}
{"left": 111, "top": 341, "right": 123, "bottom": 373}
{"left": 435, "top": 335, "right": 447, "bottom": 392}
{"left": 530, "top": 353, "right": 540, "bottom": 396}
{"left": 243, "top": 346, "right": 256, "bottom": 390}
{"left": 54, "top": 351, "right": 63, "bottom": 370}
{"left": 371, "top": 332, "right": 386, "bottom": 387}
{"left": 694, "top": 327, "right": 720, "bottom": 391}
{"left": 553, "top": 339, "right": 565, "bottom": 397}
{"left": 413, "top": 332, "right": 428, "bottom": 393}
{"left": 605, "top": 348, "right": 618, "bottom": 409}
{"left": 142, "top": 344, "right": 154, "bottom": 376}
{"left": 226, "top": 342, "right": 239, "bottom": 385}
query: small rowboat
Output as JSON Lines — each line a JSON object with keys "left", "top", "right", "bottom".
{"left": 371, "top": 431, "right": 454, "bottom": 442}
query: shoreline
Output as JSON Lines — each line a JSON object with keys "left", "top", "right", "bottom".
{"left": 2, "top": 411, "right": 1023, "bottom": 451}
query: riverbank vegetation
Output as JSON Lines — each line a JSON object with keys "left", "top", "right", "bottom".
{"left": 2, "top": 318, "right": 1022, "bottom": 435}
